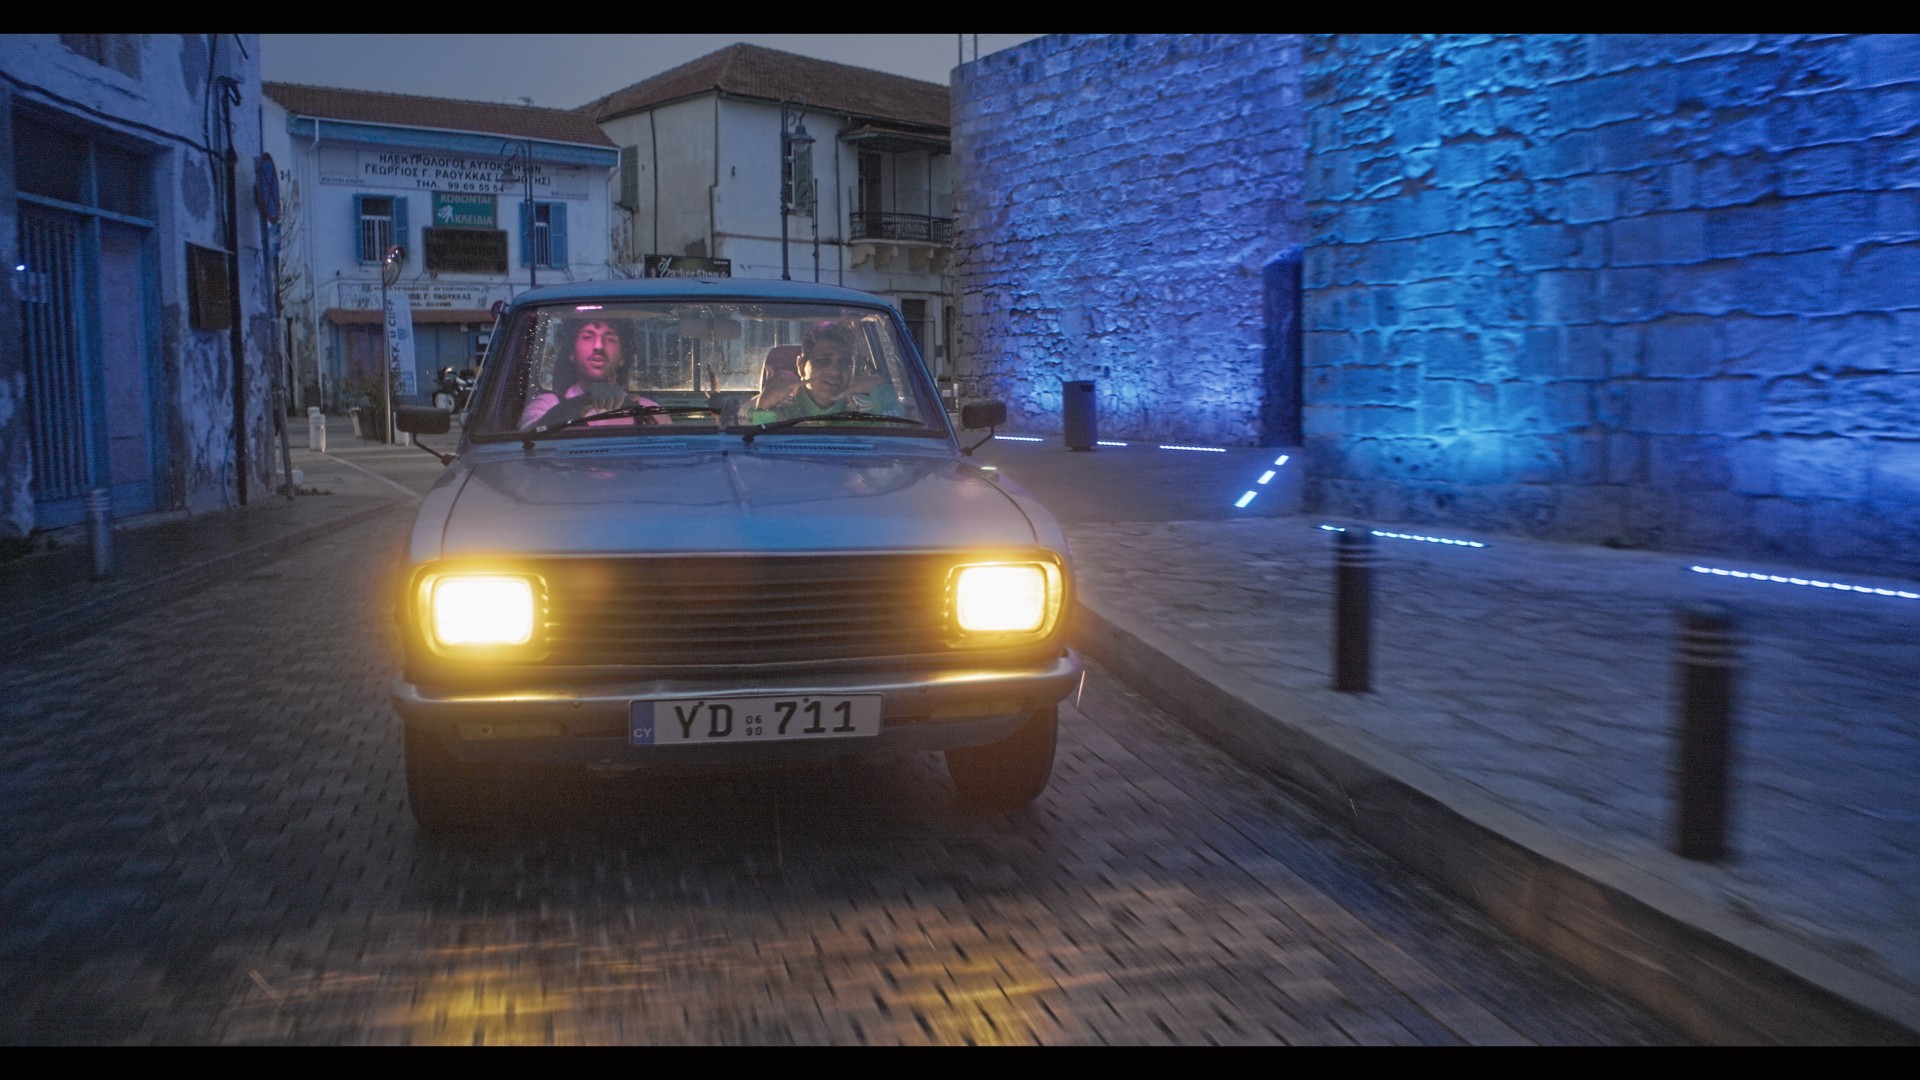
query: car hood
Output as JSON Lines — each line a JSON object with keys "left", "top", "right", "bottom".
{"left": 436, "top": 441, "right": 1038, "bottom": 556}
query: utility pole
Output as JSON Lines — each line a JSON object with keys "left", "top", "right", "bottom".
{"left": 379, "top": 244, "right": 404, "bottom": 443}
{"left": 216, "top": 74, "right": 249, "bottom": 503}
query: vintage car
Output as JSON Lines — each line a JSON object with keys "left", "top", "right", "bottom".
{"left": 392, "top": 278, "right": 1081, "bottom": 831}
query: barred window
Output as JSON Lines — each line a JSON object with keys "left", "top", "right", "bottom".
{"left": 355, "top": 194, "right": 406, "bottom": 264}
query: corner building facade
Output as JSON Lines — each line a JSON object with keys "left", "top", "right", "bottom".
{"left": 0, "top": 34, "right": 275, "bottom": 537}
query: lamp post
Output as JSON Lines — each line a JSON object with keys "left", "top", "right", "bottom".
{"left": 779, "top": 101, "right": 814, "bottom": 281}
{"left": 380, "top": 243, "right": 404, "bottom": 443}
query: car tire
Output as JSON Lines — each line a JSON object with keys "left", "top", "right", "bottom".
{"left": 945, "top": 704, "right": 1058, "bottom": 810}
{"left": 404, "top": 727, "right": 502, "bottom": 833}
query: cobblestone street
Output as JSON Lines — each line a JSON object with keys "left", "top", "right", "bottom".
{"left": 0, "top": 492, "right": 1681, "bottom": 1044}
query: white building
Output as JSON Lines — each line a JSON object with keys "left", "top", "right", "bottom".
{"left": 584, "top": 44, "right": 956, "bottom": 375}
{"left": 0, "top": 33, "right": 276, "bottom": 536}
{"left": 261, "top": 83, "right": 618, "bottom": 409}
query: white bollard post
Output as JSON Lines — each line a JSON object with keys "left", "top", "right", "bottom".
{"left": 307, "top": 406, "right": 326, "bottom": 453}
{"left": 85, "top": 487, "right": 113, "bottom": 580}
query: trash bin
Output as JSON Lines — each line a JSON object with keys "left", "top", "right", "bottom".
{"left": 1062, "top": 379, "right": 1097, "bottom": 451}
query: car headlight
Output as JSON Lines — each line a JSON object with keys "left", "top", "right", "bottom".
{"left": 948, "top": 560, "right": 1063, "bottom": 645}
{"left": 415, "top": 572, "right": 546, "bottom": 657}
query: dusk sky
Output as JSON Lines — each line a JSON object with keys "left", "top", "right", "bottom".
{"left": 260, "top": 34, "right": 1046, "bottom": 110}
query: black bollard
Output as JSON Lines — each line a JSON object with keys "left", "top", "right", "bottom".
{"left": 1672, "top": 603, "right": 1738, "bottom": 861}
{"left": 1333, "top": 527, "right": 1373, "bottom": 693}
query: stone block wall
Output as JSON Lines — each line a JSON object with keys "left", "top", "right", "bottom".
{"left": 951, "top": 34, "right": 1305, "bottom": 445}
{"left": 1304, "top": 34, "right": 1920, "bottom": 576}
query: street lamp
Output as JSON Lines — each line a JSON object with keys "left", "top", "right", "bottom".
{"left": 380, "top": 243, "right": 404, "bottom": 443}
{"left": 779, "top": 101, "right": 814, "bottom": 281}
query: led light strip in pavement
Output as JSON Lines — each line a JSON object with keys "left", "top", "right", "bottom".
{"left": 1689, "top": 565, "right": 1919, "bottom": 599}
{"left": 1234, "top": 454, "right": 1291, "bottom": 509}
{"left": 1318, "top": 524, "right": 1488, "bottom": 548}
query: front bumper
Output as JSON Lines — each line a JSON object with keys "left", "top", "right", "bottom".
{"left": 392, "top": 650, "right": 1083, "bottom": 765}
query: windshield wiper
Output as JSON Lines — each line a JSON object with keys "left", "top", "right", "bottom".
{"left": 737, "top": 411, "right": 925, "bottom": 445}
{"left": 520, "top": 404, "right": 720, "bottom": 448}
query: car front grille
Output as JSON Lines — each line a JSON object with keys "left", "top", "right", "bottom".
{"left": 534, "top": 554, "right": 955, "bottom": 667}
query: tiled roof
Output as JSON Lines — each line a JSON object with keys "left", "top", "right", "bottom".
{"left": 583, "top": 43, "right": 948, "bottom": 133}
{"left": 262, "top": 82, "right": 615, "bottom": 147}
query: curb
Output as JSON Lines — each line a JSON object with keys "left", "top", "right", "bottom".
{"left": 0, "top": 500, "right": 400, "bottom": 660}
{"left": 1071, "top": 594, "right": 1920, "bottom": 1046}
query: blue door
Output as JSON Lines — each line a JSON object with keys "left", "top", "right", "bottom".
{"left": 19, "top": 206, "right": 158, "bottom": 527}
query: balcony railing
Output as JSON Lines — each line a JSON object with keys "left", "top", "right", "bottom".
{"left": 850, "top": 211, "right": 953, "bottom": 244}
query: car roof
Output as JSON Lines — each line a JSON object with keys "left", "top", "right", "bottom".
{"left": 503, "top": 278, "right": 899, "bottom": 310}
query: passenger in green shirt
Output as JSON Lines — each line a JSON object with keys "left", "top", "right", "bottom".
{"left": 747, "top": 324, "right": 900, "bottom": 425}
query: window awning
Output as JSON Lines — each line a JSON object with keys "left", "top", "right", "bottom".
{"left": 838, "top": 123, "right": 948, "bottom": 154}
{"left": 325, "top": 308, "right": 496, "bottom": 326}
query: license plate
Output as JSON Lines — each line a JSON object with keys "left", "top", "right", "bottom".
{"left": 630, "top": 694, "right": 882, "bottom": 746}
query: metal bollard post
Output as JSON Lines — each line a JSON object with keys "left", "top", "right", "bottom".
{"left": 307, "top": 406, "right": 326, "bottom": 453}
{"left": 1672, "top": 603, "right": 1738, "bottom": 861}
{"left": 85, "top": 487, "right": 113, "bottom": 580}
{"left": 1333, "top": 527, "right": 1373, "bottom": 692}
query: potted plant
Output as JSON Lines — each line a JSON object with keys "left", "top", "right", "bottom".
{"left": 337, "top": 371, "right": 394, "bottom": 442}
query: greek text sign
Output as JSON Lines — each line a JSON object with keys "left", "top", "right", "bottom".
{"left": 340, "top": 281, "right": 502, "bottom": 312}
{"left": 424, "top": 228, "right": 509, "bottom": 275}
{"left": 319, "top": 148, "right": 589, "bottom": 199}
{"left": 432, "top": 192, "right": 497, "bottom": 228}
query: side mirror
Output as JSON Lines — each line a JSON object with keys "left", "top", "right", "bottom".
{"left": 395, "top": 405, "right": 451, "bottom": 435}
{"left": 959, "top": 400, "right": 1006, "bottom": 430}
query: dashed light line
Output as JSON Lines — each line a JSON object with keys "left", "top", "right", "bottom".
{"left": 1319, "top": 524, "right": 1488, "bottom": 548}
{"left": 1233, "top": 453, "right": 1293, "bottom": 510}
{"left": 1159, "top": 444, "right": 1228, "bottom": 453}
{"left": 996, "top": 435, "right": 1044, "bottom": 442}
{"left": 1096, "top": 440, "right": 1128, "bottom": 447}
{"left": 1689, "top": 565, "right": 1919, "bottom": 599}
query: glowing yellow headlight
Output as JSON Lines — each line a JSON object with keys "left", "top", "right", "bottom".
{"left": 431, "top": 575, "right": 536, "bottom": 647}
{"left": 954, "top": 564, "right": 1049, "bottom": 633}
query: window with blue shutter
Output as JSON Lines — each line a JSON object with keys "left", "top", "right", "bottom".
{"left": 618, "top": 146, "right": 639, "bottom": 210}
{"left": 355, "top": 194, "right": 400, "bottom": 264}
{"left": 546, "top": 203, "right": 566, "bottom": 269}
{"left": 519, "top": 201, "right": 566, "bottom": 269}
{"left": 391, "top": 196, "right": 408, "bottom": 262}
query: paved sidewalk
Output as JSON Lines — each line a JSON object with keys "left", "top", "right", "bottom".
{"left": 971, "top": 436, "right": 1920, "bottom": 1046}
{"left": 0, "top": 418, "right": 408, "bottom": 659}
{"left": 3, "top": 415, "right": 1914, "bottom": 1044}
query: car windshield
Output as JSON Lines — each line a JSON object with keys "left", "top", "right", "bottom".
{"left": 465, "top": 300, "right": 944, "bottom": 441}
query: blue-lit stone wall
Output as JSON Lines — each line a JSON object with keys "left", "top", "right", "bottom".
{"left": 951, "top": 34, "right": 1305, "bottom": 444}
{"left": 1304, "top": 34, "right": 1920, "bottom": 576}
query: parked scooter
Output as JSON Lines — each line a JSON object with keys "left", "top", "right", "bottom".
{"left": 432, "top": 366, "right": 476, "bottom": 417}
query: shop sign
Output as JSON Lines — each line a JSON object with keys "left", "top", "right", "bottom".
{"left": 318, "top": 147, "right": 589, "bottom": 198}
{"left": 645, "top": 255, "right": 732, "bottom": 278}
{"left": 340, "top": 281, "right": 500, "bottom": 311}
{"left": 432, "top": 192, "right": 496, "bottom": 229}
{"left": 424, "top": 227, "right": 509, "bottom": 275}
